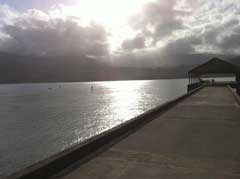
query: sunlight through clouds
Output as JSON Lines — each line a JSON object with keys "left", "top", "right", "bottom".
{"left": 1, "top": 0, "right": 240, "bottom": 61}
{"left": 57, "top": 0, "right": 154, "bottom": 51}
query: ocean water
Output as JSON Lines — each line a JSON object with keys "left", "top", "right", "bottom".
{"left": 0, "top": 79, "right": 188, "bottom": 177}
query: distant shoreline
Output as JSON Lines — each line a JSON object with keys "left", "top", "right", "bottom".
{"left": 0, "top": 77, "right": 188, "bottom": 85}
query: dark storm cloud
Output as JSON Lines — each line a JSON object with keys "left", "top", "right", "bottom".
{"left": 162, "top": 36, "right": 201, "bottom": 54}
{"left": 198, "top": 18, "right": 240, "bottom": 54}
{"left": 1, "top": 0, "right": 240, "bottom": 66}
{"left": 119, "top": 0, "right": 190, "bottom": 53}
{"left": 128, "top": 0, "right": 185, "bottom": 44}
{"left": 154, "top": 19, "right": 183, "bottom": 40}
{"left": 0, "top": 8, "right": 109, "bottom": 57}
{"left": 218, "top": 33, "right": 240, "bottom": 50}
{"left": 122, "top": 36, "right": 145, "bottom": 50}
{"left": 122, "top": 0, "right": 240, "bottom": 57}
{"left": 190, "top": 0, "right": 240, "bottom": 54}
{"left": 214, "top": 19, "right": 240, "bottom": 53}
{"left": 114, "top": 35, "right": 203, "bottom": 67}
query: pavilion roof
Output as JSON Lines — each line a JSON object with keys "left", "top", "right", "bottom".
{"left": 188, "top": 57, "right": 240, "bottom": 76}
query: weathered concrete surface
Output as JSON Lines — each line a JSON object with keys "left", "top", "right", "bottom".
{"left": 60, "top": 87, "right": 240, "bottom": 179}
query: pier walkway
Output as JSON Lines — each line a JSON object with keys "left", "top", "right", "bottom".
{"left": 60, "top": 86, "right": 240, "bottom": 179}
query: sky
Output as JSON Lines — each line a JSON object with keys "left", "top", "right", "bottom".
{"left": 0, "top": 0, "right": 240, "bottom": 66}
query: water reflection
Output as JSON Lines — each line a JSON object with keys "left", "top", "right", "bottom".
{"left": 107, "top": 81, "right": 146, "bottom": 121}
{"left": 0, "top": 79, "right": 188, "bottom": 177}
{"left": 68, "top": 81, "right": 147, "bottom": 147}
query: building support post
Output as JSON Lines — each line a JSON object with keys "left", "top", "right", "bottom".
{"left": 236, "top": 73, "right": 240, "bottom": 95}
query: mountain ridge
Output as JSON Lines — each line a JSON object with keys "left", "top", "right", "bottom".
{"left": 0, "top": 52, "right": 239, "bottom": 83}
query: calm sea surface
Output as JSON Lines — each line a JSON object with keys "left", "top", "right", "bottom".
{"left": 0, "top": 79, "right": 188, "bottom": 177}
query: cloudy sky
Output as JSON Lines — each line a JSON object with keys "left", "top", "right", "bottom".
{"left": 0, "top": 0, "right": 239, "bottom": 66}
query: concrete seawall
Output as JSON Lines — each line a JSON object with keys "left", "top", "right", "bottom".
{"left": 5, "top": 86, "right": 204, "bottom": 179}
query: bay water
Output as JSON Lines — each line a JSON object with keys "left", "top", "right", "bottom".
{"left": 0, "top": 79, "right": 188, "bottom": 177}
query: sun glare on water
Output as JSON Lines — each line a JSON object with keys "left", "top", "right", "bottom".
{"left": 61, "top": 0, "right": 152, "bottom": 51}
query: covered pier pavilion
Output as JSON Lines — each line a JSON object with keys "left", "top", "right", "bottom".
{"left": 188, "top": 57, "right": 240, "bottom": 94}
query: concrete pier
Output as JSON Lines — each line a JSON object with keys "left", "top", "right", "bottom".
{"left": 59, "top": 86, "right": 240, "bottom": 179}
